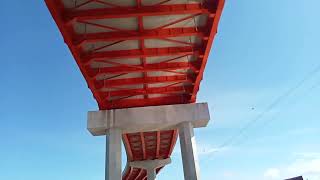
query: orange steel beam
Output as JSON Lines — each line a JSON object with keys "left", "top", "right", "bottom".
{"left": 64, "top": 4, "right": 213, "bottom": 21}
{"left": 72, "top": 0, "right": 123, "bottom": 9}
{"left": 134, "top": 169, "right": 144, "bottom": 180}
{"left": 103, "top": 94, "right": 190, "bottom": 109}
{"left": 99, "top": 85, "right": 193, "bottom": 97}
{"left": 191, "top": 0, "right": 225, "bottom": 102}
{"left": 167, "top": 130, "right": 178, "bottom": 156}
{"left": 45, "top": 0, "right": 225, "bottom": 179}
{"left": 45, "top": 0, "right": 105, "bottom": 108}
{"left": 90, "top": 40, "right": 125, "bottom": 53}
{"left": 76, "top": 20, "right": 135, "bottom": 33}
{"left": 155, "top": 13, "right": 201, "bottom": 30}
{"left": 140, "top": 132, "right": 147, "bottom": 160}
{"left": 156, "top": 131, "right": 161, "bottom": 158}
{"left": 123, "top": 134, "right": 134, "bottom": 161}
{"left": 45, "top": 0, "right": 225, "bottom": 107}
{"left": 136, "top": 0, "right": 149, "bottom": 100}
{"left": 86, "top": 62, "right": 199, "bottom": 78}
{"left": 73, "top": 27, "right": 206, "bottom": 46}
{"left": 93, "top": 75, "right": 194, "bottom": 90}
{"left": 82, "top": 46, "right": 201, "bottom": 63}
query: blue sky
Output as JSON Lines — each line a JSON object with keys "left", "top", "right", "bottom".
{"left": 1, "top": 0, "right": 320, "bottom": 180}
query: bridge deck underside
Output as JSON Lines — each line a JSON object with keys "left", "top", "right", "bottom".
{"left": 45, "top": 0, "right": 224, "bottom": 179}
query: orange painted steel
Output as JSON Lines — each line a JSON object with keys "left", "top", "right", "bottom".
{"left": 45, "top": 0, "right": 225, "bottom": 179}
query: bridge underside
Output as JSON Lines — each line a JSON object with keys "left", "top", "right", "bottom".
{"left": 45, "top": 0, "right": 224, "bottom": 179}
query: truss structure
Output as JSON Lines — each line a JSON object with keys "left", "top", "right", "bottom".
{"left": 45, "top": 0, "right": 225, "bottom": 179}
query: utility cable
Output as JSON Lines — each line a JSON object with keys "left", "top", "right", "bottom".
{"left": 211, "top": 63, "right": 320, "bottom": 154}
{"left": 232, "top": 77, "right": 320, "bottom": 148}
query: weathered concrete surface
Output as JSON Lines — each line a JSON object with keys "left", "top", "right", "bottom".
{"left": 88, "top": 103, "right": 210, "bottom": 136}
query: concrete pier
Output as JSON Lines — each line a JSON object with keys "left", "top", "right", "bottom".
{"left": 179, "top": 122, "right": 200, "bottom": 180}
{"left": 105, "top": 128, "right": 122, "bottom": 180}
{"left": 88, "top": 103, "right": 210, "bottom": 136}
{"left": 88, "top": 103, "right": 211, "bottom": 180}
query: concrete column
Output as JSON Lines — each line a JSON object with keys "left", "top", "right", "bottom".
{"left": 179, "top": 122, "right": 200, "bottom": 180}
{"left": 105, "top": 128, "right": 122, "bottom": 180}
{"left": 146, "top": 167, "right": 157, "bottom": 180}
{"left": 129, "top": 158, "right": 171, "bottom": 180}
{"left": 88, "top": 103, "right": 210, "bottom": 180}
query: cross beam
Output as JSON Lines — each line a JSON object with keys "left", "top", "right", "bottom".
{"left": 82, "top": 46, "right": 201, "bottom": 63}
{"left": 99, "top": 85, "right": 193, "bottom": 97}
{"left": 64, "top": 4, "right": 213, "bottom": 22}
{"left": 93, "top": 75, "right": 195, "bottom": 90}
{"left": 73, "top": 27, "right": 206, "bottom": 46}
{"left": 87, "top": 62, "right": 199, "bottom": 77}
{"left": 102, "top": 94, "right": 191, "bottom": 109}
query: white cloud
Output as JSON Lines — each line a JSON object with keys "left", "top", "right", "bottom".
{"left": 286, "top": 158, "right": 320, "bottom": 178}
{"left": 263, "top": 152, "right": 320, "bottom": 180}
{"left": 264, "top": 168, "right": 281, "bottom": 179}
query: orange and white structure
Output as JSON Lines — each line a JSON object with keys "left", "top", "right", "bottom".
{"left": 45, "top": 0, "right": 225, "bottom": 179}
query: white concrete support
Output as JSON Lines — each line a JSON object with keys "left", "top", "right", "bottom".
{"left": 129, "top": 158, "right": 171, "bottom": 180}
{"left": 88, "top": 103, "right": 210, "bottom": 136}
{"left": 87, "top": 103, "right": 210, "bottom": 180}
{"left": 105, "top": 128, "right": 122, "bottom": 180}
{"left": 179, "top": 122, "right": 200, "bottom": 180}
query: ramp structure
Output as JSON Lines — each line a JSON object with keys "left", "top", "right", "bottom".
{"left": 45, "top": 0, "right": 225, "bottom": 179}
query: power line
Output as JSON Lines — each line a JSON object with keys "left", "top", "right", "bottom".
{"left": 235, "top": 75, "right": 320, "bottom": 145}
{"left": 232, "top": 79, "right": 320, "bottom": 148}
{"left": 212, "top": 63, "right": 320, "bottom": 154}
{"left": 257, "top": 77, "right": 320, "bottom": 130}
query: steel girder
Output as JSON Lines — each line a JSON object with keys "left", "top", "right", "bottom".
{"left": 45, "top": 0, "right": 225, "bottom": 179}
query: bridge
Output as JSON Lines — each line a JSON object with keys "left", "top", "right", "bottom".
{"left": 45, "top": 0, "right": 225, "bottom": 179}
